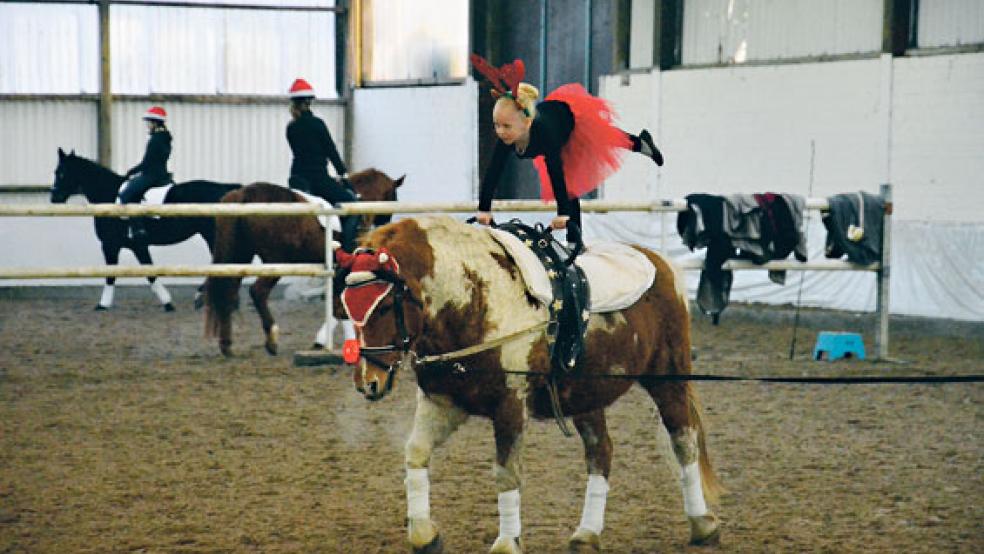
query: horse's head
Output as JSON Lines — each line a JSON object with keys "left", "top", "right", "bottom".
{"left": 338, "top": 220, "right": 436, "bottom": 401}
{"left": 347, "top": 169, "right": 405, "bottom": 227}
{"left": 338, "top": 247, "right": 426, "bottom": 400}
{"left": 51, "top": 147, "right": 80, "bottom": 203}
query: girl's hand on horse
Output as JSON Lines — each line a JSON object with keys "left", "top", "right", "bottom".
{"left": 551, "top": 215, "right": 570, "bottom": 230}
{"left": 475, "top": 211, "right": 494, "bottom": 226}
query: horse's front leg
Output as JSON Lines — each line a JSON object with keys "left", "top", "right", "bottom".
{"left": 96, "top": 242, "right": 121, "bottom": 310}
{"left": 404, "top": 390, "right": 468, "bottom": 553}
{"left": 132, "top": 243, "right": 174, "bottom": 312}
{"left": 569, "top": 409, "right": 613, "bottom": 553}
{"left": 249, "top": 276, "right": 280, "bottom": 355}
{"left": 490, "top": 391, "right": 526, "bottom": 554}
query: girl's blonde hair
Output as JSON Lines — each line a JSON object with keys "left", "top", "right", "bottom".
{"left": 495, "top": 82, "right": 539, "bottom": 119}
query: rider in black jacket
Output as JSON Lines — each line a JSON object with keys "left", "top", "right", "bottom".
{"left": 285, "top": 78, "right": 360, "bottom": 252}
{"left": 119, "top": 106, "right": 173, "bottom": 241}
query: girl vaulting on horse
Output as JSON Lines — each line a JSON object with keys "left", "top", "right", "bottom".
{"left": 118, "top": 106, "right": 172, "bottom": 241}
{"left": 471, "top": 54, "right": 664, "bottom": 243}
{"left": 285, "top": 78, "right": 361, "bottom": 253}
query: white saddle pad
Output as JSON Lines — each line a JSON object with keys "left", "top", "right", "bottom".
{"left": 115, "top": 184, "right": 173, "bottom": 206}
{"left": 292, "top": 190, "right": 342, "bottom": 232}
{"left": 488, "top": 228, "right": 656, "bottom": 313}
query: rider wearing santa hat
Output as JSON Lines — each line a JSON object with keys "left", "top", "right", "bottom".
{"left": 286, "top": 78, "right": 360, "bottom": 252}
{"left": 118, "top": 106, "right": 173, "bottom": 241}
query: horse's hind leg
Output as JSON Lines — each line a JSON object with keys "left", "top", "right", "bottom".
{"left": 132, "top": 244, "right": 174, "bottom": 311}
{"left": 97, "top": 243, "right": 120, "bottom": 310}
{"left": 249, "top": 276, "right": 281, "bottom": 355}
{"left": 404, "top": 390, "right": 469, "bottom": 553}
{"left": 568, "top": 409, "right": 613, "bottom": 553}
{"left": 643, "top": 381, "right": 721, "bottom": 545}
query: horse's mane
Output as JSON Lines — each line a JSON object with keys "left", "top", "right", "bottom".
{"left": 68, "top": 153, "right": 124, "bottom": 184}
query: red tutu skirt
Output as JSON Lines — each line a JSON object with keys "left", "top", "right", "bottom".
{"left": 533, "top": 83, "right": 632, "bottom": 202}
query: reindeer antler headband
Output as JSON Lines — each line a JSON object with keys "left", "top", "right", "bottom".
{"left": 469, "top": 54, "right": 529, "bottom": 117}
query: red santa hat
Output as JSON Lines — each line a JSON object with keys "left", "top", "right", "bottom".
{"left": 335, "top": 248, "right": 402, "bottom": 327}
{"left": 289, "top": 78, "right": 316, "bottom": 99}
{"left": 143, "top": 106, "right": 166, "bottom": 122}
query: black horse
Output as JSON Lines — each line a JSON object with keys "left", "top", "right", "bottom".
{"left": 50, "top": 148, "right": 241, "bottom": 311}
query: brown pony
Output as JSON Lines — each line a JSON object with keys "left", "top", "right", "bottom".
{"left": 204, "top": 169, "right": 403, "bottom": 355}
{"left": 345, "top": 216, "right": 722, "bottom": 554}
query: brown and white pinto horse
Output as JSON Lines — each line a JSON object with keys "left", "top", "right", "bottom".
{"left": 204, "top": 169, "right": 403, "bottom": 355}
{"left": 348, "top": 216, "right": 722, "bottom": 553}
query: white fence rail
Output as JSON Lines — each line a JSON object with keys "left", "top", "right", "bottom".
{"left": 0, "top": 186, "right": 893, "bottom": 357}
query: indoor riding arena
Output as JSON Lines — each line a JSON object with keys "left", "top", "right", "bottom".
{"left": 1, "top": 2, "right": 981, "bottom": 553}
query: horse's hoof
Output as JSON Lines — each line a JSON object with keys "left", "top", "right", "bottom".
{"left": 312, "top": 342, "right": 324, "bottom": 350}
{"left": 94, "top": 304, "right": 109, "bottom": 311}
{"left": 264, "top": 324, "right": 279, "bottom": 355}
{"left": 411, "top": 533, "right": 443, "bottom": 554}
{"left": 568, "top": 528, "right": 600, "bottom": 553}
{"left": 265, "top": 342, "right": 278, "bottom": 356}
{"left": 193, "top": 294, "right": 205, "bottom": 311}
{"left": 490, "top": 536, "right": 523, "bottom": 554}
{"left": 163, "top": 302, "right": 176, "bottom": 312}
{"left": 689, "top": 514, "right": 721, "bottom": 546}
{"left": 220, "top": 342, "right": 233, "bottom": 357}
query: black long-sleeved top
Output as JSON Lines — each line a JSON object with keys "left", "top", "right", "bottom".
{"left": 127, "top": 129, "right": 171, "bottom": 179}
{"left": 287, "top": 110, "right": 347, "bottom": 178}
{"left": 479, "top": 100, "right": 575, "bottom": 216}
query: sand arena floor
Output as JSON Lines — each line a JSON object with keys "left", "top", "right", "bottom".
{"left": 1, "top": 287, "right": 981, "bottom": 553}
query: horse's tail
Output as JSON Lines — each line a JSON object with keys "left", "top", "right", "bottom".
{"left": 204, "top": 193, "right": 252, "bottom": 342}
{"left": 686, "top": 384, "right": 724, "bottom": 504}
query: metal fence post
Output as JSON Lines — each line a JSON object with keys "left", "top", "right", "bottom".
{"left": 325, "top": 220, "right": 336, "bottom": 352}
{"left": 875, "top": 183, "right": 893, "bottom": 360}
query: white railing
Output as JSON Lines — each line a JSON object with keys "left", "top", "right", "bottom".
{"left": 0, "top": 185, "right": 893, "bottom": 357}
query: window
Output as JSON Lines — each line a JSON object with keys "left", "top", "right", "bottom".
{"left": 359, "top": 0, "right": 469, "bottom": 85}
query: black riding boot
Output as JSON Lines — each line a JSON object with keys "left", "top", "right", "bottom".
{"left": 340, "top": 214, "right": 360, "bottom": 253}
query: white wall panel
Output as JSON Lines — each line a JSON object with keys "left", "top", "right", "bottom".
{"left": 0, "top": 101, "right": 98, "bottom": 186}
{"left": 629, "top": 0, "right": 656, "bottom": 69}
{"left": 352, "top": 81, "right": 477, "bottom": 203}
{"left": 112, "top": 101, "right": 344, "bottom": 185}
{"left": 918, "top": 0, "right": 984, "bottom": 48}
{"left": 682, "top": 0, "right": 882, "bottom": 65}
{"left": 657, "top": 58, "right": 888, "bottom": 201}
{"left": 110, "top": 6, "right": 337, "bottom": 96}
{"left": 0, "top": 4, "right": 98, "bottom": 94}
{"left": 891, "top": 53, "right": 984, "bottom": 223}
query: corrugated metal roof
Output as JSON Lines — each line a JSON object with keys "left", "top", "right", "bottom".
{"left": 681, "top": 0, "right": 883, "bottom": 65}
{"left": 0, "top": 99, "right": 344, "bottom": 187}
{"left": 918, "top": 0, "right": 984, "bottom": 49}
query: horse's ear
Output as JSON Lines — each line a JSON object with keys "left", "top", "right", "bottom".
{"left": 58, "top": 147, "right": 65, "bottom": 159}
{"left": 393, "top": 175, "right": 405, "bottom": 188}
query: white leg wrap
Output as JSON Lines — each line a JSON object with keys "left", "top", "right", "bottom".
{"left": 98, "top": 284, "right": 115, "bottom": 308}
{"left": 150, "top": 281, "right": 172, "bottom": 305}
{"left": 681, "top": 462, "right": 708, "bottom": 517}
{"left": 341, "top": 319, "right": 356, "bottom": 340}
{"left": 314, "top": 321, "right": 329, "bottom": 346}
{"left": 497, "top": 489, "right": 521, "bottom": 539}
{"left": 405, "top": 468, "right": 431, "bottom": 520}
{"left": 577, "top": 474, "right": 610, "bottom": 534}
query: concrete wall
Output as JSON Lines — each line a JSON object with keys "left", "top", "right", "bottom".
{"left": 351, "top": 79, "right": 478, "bottom": 204}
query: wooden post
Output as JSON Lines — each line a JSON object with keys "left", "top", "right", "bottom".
{"left": 614, "top": 0, "right": 631, "bottom": 71}
{"left": 875, "top": 183, "right": 893, "bottom": 360}
{"left": 654, "top": 0, "right": 683, "bottom": 70}
{"left": 883, "top": 0, "right": 916, "bottom": 56}
{"left": 97, "top": 0, "right": 112, "bottom": 167}
{"left": 325, "top": 225, "right": 336, "bottom": 352}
